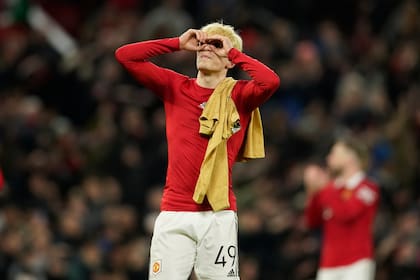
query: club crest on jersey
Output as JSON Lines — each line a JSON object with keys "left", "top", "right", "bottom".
{"left": 340, "top": 189, "right": 353, "bottom": 200}
{"left": 152, "top": 259, "right": 162, "bottom": 275}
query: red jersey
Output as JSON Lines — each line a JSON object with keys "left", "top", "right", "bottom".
{"left": 304, "top": 173, "right": 379, "bottom": 268}
{"left": 115, "top": 38, "right": 280, "bottom": 211}
{"left": 0, "top": 169, "right": 4, "bottom": 190}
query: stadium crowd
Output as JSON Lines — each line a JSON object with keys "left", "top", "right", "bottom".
{"left": 0, "top": 0, "right": 419, "bottom": 279}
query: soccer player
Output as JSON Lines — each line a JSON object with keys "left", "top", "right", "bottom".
{"left": 115, "top": 22, "right": 280, "bottom": 280}
{"left": 303, "top": 136, "right": 379, "bottom": 280}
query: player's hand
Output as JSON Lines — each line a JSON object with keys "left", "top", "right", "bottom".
{"left": 204, "top": 34, "right": 234, "bottom": 58}
{"left": 303, "top": 164, "right": 329, "bottom": 196}
{"left": 179, "top": 29, "right": 207, "bottom": 51}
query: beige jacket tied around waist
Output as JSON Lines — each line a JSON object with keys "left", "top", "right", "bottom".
{"left": 193, "top": 77, "right": 265, "bottom": 211}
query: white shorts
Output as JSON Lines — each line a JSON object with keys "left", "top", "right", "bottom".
{"left": 149, "top": 211, "right": 240, "bottom": 280}
{"left": 316, "top": 259, "right": 375, "bottom": 280}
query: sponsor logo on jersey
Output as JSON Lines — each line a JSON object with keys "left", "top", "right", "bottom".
{"left": 322, "top": 207, "right": 333, "bottom": 220}
{"left": 231, "top": 119, "right": 241, "bottom": 133}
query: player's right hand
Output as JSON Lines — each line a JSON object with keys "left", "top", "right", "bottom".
{"left": 179, "top": 29, "right": 207, "bottom": 51}
{"left": 303, "top": 164, "right": 329, "bottom": 195}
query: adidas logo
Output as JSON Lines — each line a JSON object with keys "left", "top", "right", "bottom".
{"left": 227, "top": 268, "right": 237, "bottom": 277}
{"left": 198, "top": 102, "right": 206, "bottom": 109}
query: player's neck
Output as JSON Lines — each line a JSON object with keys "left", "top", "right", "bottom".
{"left": 340, "top": 165, "right": 363, "bottom": 183}
{"left": 196, "top": 70, "right": 227, "bottom": 89}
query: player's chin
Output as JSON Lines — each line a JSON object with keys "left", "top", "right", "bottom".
{"left": 197, "top": 59, "right": 210, "bottom": 66}
{"left": 199, "top": 61, "right": 226, "bottom": 72}
{"left": 197, "top": 64, "right": 215, "bottom": 73}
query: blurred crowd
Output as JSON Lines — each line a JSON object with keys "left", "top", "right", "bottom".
{"left": 0, "top": 0, "right": 419, "bottom": 279}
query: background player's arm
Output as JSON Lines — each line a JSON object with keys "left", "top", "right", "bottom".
{"left": 303, "top": 165, "right": 329, "bottom": 228}
{"left": 0, "top": 169, "right": 4, "bottom": 190}
{"left": 304, "top": 194, "right": 324, "bottom": 229}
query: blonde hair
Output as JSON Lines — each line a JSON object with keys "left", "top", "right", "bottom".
{"left": 200, "top": 22, "right": 243, "bottom": 51}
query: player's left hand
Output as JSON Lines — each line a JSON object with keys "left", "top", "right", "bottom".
{"left": 205, "top": 34, "right": 234, "bottom": 58}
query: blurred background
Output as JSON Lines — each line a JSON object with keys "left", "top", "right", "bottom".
{"left": 0, "top": 0, "right": 419, "bottom": 279}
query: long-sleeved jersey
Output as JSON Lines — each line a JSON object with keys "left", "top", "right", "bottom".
{"left": 115, "top": 38, "right": 280, "bottom": 211}
{"left": 304, "top": 173, "right": 379, "bottom": 267}
{"left": 0, "top": 169, "right": 4, "bottom": 190}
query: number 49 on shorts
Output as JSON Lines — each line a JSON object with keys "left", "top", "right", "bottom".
{"left": 214, "top": 245, "right": 237, "bottom": 267}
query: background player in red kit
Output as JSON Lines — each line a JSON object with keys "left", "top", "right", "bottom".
{"left": 0, "top": 169, "right": 4, "bottom": 190}
{"left": 115, "top": 22, "right": 280, "bottom": 279}
{"left": 303, "top": 136, "right": 379, "bottom": 280}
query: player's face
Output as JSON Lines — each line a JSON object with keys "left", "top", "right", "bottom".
{"left": 196, "top": 40, "right": 229, "bottom": 73}
{"left": 326, "top": 142, "right": 353, "bottom": 175}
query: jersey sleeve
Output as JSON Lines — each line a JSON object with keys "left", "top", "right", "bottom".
{"left": 115, "top": 38, "right": 182, "bottom": 100}
{"left": 324, "top": 183, "right": 379, "bottom": 223}
{"left": 0, "top": 169, "right": 4, "bottom": 190}
{"left": 304, "top": 193, "right": 324, "bottom": 229}
{"left": 228, "top": 48, "right": 280, "bottom": 112}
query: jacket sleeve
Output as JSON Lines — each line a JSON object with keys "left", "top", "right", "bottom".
{"left": 228, "top": 49, "right": 280, "bottom": 111}
{"left": 115, "top": 38, "right": 182, "bottom": 99}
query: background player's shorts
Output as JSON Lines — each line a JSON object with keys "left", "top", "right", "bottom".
{"left": 149, "top": 210, "right": 240, "bottom": 280}
{"left": 316, "top": 259, "right": 375, "bottom": 280}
